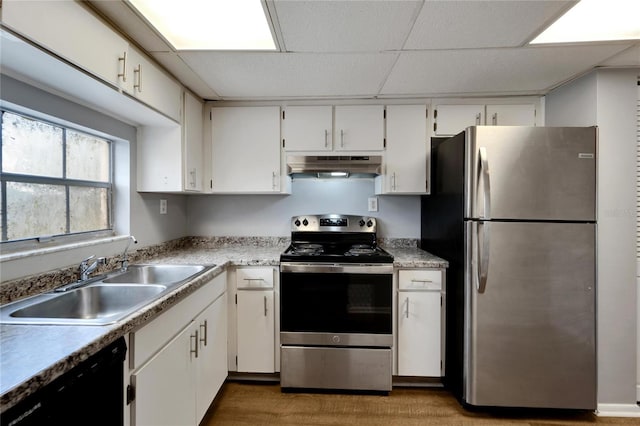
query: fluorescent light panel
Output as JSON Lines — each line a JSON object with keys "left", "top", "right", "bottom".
{"left": 531, "top": 0, "right": 640, "bottom": 44}
{"left": 128, "top": 0, "right": 276, "bottom": 50}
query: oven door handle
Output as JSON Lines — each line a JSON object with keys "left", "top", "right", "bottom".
{"left": 280, "top": 263, "right": 393, "bottom": 274}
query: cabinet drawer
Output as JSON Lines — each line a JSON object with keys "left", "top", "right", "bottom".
{"left": 236, "top": 267, "right": 274, "bottom": 289}
{"left": 398, "top": 270, "right": 442, "bottom": 291}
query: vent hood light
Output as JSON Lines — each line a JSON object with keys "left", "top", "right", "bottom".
{"left": 530, "top": 0, "right": 640, "bottom": 44}
{"left": 317, "top": 172, "right": 350, "bottom": 178}
{"left": 127, "top": 0, "right": 276, "bottom": 50}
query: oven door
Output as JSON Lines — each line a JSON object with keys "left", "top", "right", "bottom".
{"left": 280, "top": 263, "right": 393, "bottom": 347}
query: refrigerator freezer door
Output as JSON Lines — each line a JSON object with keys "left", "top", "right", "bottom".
{"left": 465, "top": 126, "right": 596, "bottom": 221}
{"left": 464, "top": 221, "right": 596, "bottom": 409}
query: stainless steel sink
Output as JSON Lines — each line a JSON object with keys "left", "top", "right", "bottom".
{"left": 10, "top": 285, "right": 166, "bottom": 321}
{"left": 0, "top": 264, "right": 214, "bottom": 325}
{"left": 102, "top": 264, "right": 207, "bottom": 285}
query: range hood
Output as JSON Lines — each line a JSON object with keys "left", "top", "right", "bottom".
{"left": 286, "top": 155, "right": 382, "bottom": 177}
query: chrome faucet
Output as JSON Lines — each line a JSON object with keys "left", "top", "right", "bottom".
{"left": 121, "top": 235, "right": 138, "bottom": 271}
{"left": 79, "top": 255, "right": 107, "bottom": 281}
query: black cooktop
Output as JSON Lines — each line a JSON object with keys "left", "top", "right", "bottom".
{"left": 281, "top": 233, "right": 394, "bottom": 264}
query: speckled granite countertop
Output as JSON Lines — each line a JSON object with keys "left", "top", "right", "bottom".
{"left": 0, "top": 239, "right": 446, "bottom": 412}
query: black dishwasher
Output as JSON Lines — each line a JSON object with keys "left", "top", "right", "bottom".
{"left": 2, "top": 337, "right": 127, "bottom": 426}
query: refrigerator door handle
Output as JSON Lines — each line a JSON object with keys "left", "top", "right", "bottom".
{"left": 477, "top": 221, "right": 490, "bottom": 293}
{"left": 478, "top": 147, "right": 491, "bottom": 219}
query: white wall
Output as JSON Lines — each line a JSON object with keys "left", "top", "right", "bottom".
{"left": 187, "top": 178, "right": 420, "bottom": 238}
{"left": 546, "top": 68, "right": 639, "bottom": 412}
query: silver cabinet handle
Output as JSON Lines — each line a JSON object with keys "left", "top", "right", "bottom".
{"left": 134, "top": 64, "right": 142, "bottom": 92}
{"left": 189, "top": 168, "right": 197, "bottom": 188}
{"left": 405, "top": 297, "right": 409, "bottom": 318}
{"left": 200, "top": 320, "right": 208, "bottom": 346}
{"left": 410, "top": 279, "right": 433, "bottom": 283}
{"left": 263, "top": 295, "right": 268, "bottom": 317}
{"left": 243, "top": 278, "right": 265, "bottom": 282}
{"left": 492, "top": 112, "right": 497, "bottom": 125}
{"left": 475, "top": 112, "right": 481, "bottom": 125}
{"left": 118, "top": 51, "right": 127, "bottom": 82}
{"left": 324, "top": 129, "right": 329, "bottom": 148}
{"left": 272, "top": 171, "right": 277, "bottom": 190}
{"left": 190, "top": 330, "right": 199, "bottom": 358}
{"left": 340, "top": 129, "right": 344, "bottom": 147}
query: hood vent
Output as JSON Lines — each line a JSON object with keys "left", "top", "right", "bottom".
{"left": 286, "top": 155, "right": 382, "bottom": 177}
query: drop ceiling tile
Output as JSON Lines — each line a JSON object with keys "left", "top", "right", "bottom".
{"left": 381, "top": 43, "right": 633, "bottom": 96}
{"left": 273, "top": 0, "right": 422, "bottom": 52}
{"left": 179, "top": 51, "right": 399, "bottom": 99}
{"left": 404, "top": 0, "right": 576, "bottom": 49}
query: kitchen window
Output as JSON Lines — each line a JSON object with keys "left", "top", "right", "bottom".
{"left": 0, "top": 109, "right": 113, "bottom": 244}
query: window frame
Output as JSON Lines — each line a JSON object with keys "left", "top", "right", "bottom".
{"left": 0, "top": 108, "right": 115, "bottom": 249}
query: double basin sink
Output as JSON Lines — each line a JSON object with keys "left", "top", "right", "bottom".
{"left": 0, "top": 264, "right": 214, "bottom": 326}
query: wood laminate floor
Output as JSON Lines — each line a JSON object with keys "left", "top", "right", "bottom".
{"left": 201, "top": 382, "right": 640, "bottom": 426}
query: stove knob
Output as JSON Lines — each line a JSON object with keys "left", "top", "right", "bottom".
{"left": 294, "top": 219, "right": 301, "bottom": 227}
{"left": 359, "top": 220, "right": 366, "bottom": 227}
{"left": 302, "top": 218, "right": 309, "bottom": 226}
{"left": 366, "top": 220, "right": 373, "bottom": 227}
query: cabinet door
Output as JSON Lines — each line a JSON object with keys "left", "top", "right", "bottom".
{"left": 381, "top": 105, "right": 428, "bottom": 194}
{"left": 183, "top": 91, "right": 204, "bottom": 192}
{"left": 211, "top": 107, "right": 281, "bottom": 193}
{"left": 136, "top": 125, "right": 183, "bottom": 192}
{"left": 397, "top": 291, "right": 442, "bottom": 377}
{"left": 128, "top": 48, "right": 182, "bottom": 122}
{"left": 433, "top": 104, "right": 484, "bottom": 136}
{"left": 237, "top": 290, "right": 275, "bottom": 373}
{"left": 2, "top": 1, "right": 129, "bottom": 90}
{"left": 283, "top": 106, "right": 333, "bottom": 151}
{"left": 131, "top": 325, "right": 196, "bottom": 426}
{"left": 486, "top": 104, "right": 536, "bottom": 126}
{"left": 194, "top": 294, "right": 227, "bottom": 423}
{"left": 334, "top": 105, "right": 385, "bottom": 151}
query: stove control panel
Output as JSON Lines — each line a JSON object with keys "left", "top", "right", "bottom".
{"left": 291, "top": 214, "right": 376, "bottom": 233}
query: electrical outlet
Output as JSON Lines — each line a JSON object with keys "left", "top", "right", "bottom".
{"left": 368, "top": 197, "right": 378, "bottom": 212}
{"left": 160, "top": 199, "right": 167, "bottom": 214}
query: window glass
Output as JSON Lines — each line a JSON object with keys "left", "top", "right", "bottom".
{"left": 5, "top": 182, "right": 67, "bottom": 240}
{"left": 66, "top": 130, "right": 110, "bottom": 182}
{"left": 69, "top": 186, "right": 109, "bottom": 233}
{"left": 1, "top": 110, "right": 113, "bottom": 244}
{"left": 1, "top": 112, "right": 63, "bottom": 177}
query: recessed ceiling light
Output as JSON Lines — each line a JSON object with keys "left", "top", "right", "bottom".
{"left": 530, "top": 0, "right": 640, "bottom": 44}
{"left": 127, "top": 0, "right": 276, "bottom": 50}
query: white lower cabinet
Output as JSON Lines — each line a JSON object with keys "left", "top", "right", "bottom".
{"left": 128, "top": 272, "right": 227, "bottom": 426}
{"left": 396, "top": 269, "right": 445, "bottom": 377}
{"left": 230, "top": 267, "right": 278, "bottom": 374}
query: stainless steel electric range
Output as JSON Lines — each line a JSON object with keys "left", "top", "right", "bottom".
{"left": 279, "top": 214, "right": 394, "bottom": 393}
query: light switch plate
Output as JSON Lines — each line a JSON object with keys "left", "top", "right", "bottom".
{"left": 160, "top": 199, "right": 167, "bottom": 214}
{"left": 368, "top": 197, "right": 378, "bottom": 212}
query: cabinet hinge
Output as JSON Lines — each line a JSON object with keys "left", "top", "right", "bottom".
{"left": 209, "top": 111, "right": 212, "bottom": 121}
{"left": 126, "top": 384, "right": 136, "bottom": 405}
{"left": 383, "top": 109, "right": 386, "bottom": 119}
{"left": 426, "top": 107, "right": 428, "bottom": 118}
{"left": 210, "top": 179, "right": 213, "bottom": 189}
{"left": 282, "top": 139, "right": 285, "bottom": 148}
{"left": 433, "top": 122, "right": 437, "bottom": 132}
{"left": 235, "top": 294, "right": 237, "bottom": 305}
{"left": 235, "top": 355, "right": 238, "bottom": 366}
{"left": 282, "top": 110, "right": 285, "bottom": 120}
{"left": 440, "top": 295, "right": 443, "bottom": 306}
{"left": 434, "top": 109, "right": 438, "bottom": 119}
{"left": 383, "top": 138, "right": 386, "bottom": 148}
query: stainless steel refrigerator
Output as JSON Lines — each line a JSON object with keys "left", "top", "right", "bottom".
{"left": 421, "top": 126, "right": 597, "bottom": 410}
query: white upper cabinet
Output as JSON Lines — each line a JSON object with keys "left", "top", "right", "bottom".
{"left": 433, "top": 104, "right": 485, "bottom": 136}
{"left": 2, "top": 0, "right": 182, "bottom": 122}
{"left": 210, "top": 106, "right": 282, "bottom": 193}
{"left": 376, "top": 105, "right": 428, "bottom": 194}
{"left": 2, "top": 0, "right": 129, "bottom": 90}
{"left": 486, "top": 104, "right": 536, "bottom": 126}
{"left": 127, "top": 47, "right": 182, "bottom": 122}
{"left": 282, "top": 106, "right": 333, "bottom": 151}
{"left": 433, "top": 103, "right": 538, "bottom": 136}
{"left": 334, "top": 105, "right": 385, "bottom": 151}
{"left": 183, "top": 91, "right": 204, "bottom": 192}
